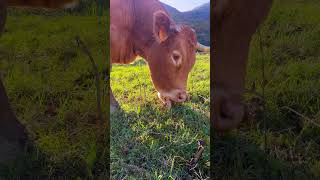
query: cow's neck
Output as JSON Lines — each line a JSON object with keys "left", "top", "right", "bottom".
{"left": 133, "top": 38, "right": 155, "bottom": 62}
{"left": 131, "top": 0, "right": 167, "bottom": 63}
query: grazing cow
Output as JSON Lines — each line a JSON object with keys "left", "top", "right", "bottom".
{"left": 212, "top": 0, "right": 273, "bottom": 131}
{"left": 0, "top": 0, "right": 77, "bottom": 165}
{"left": 110, "top": 0, "right": 209, "bottom": 111}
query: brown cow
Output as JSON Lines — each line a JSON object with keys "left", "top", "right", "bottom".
{"left": 110, "top": 0, "right": 209, "bottom": 111}
{"left": 0, "top": 0, "right": 77, "bottom": 165}
{"left": 212, "top": 0, "right": 273, "bottom": 131}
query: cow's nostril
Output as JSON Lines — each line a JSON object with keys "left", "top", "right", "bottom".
{"left": 216, "top": 100, "right": 245, "bottom": 131}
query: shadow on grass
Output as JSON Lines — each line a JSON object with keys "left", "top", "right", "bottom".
{"left": 0, "top": 130, "right": 109, "bottom": 179}
{"left": 110, "top": 102, "right": 210, "bottom": 178}
{"left": 211, "top": 129, "right": 318, "bottom": 180}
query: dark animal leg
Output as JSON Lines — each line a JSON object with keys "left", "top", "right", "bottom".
{"left": 110, "top": 65, "right": 120, "bottom": 112}
{"left": 0, "top": 79, "right": 27, "bottom": 165}
{"left": 0, "top": 1, "right": 27, "bottom": 165}
{"left": 110, "top": 86, "right": 120, "bottom": 112}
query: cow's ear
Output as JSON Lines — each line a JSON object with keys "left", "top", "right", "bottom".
{"left": 153, "top": 11, "right": 172, "bottom": 43}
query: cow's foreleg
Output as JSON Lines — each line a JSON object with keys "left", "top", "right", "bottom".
{"left": 0, "top": 79, "right": 28, "bottom": 165}
{"left": 110, "top": 65, "right": 120, "bottom": 112}
{"left": 0, "top": 0, "right": 27, "bottom": 166}
{"left": 110, "top": 86, "right": 120, "bottom": 112}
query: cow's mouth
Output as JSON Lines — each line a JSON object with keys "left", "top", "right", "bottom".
{"left": 159, "top": 95, "right": 173, "bottom": 108}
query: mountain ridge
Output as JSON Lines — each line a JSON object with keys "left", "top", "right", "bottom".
{"left": 161, "top": 2, "right": 210, "bottom": 46}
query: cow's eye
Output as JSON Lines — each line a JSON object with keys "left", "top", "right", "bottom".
{"left": 173, "top": 54, "right": 180, "bottom": 61}
{"left": 171, "top": 51, "right": 182, "bottom": 67}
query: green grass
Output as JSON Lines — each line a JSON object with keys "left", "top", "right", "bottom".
{"left": 110, "top": 55, "right": 210, "bottom": 178}
{"left": 0, "top": 14, "right": 109, "bottom": 179}
{"left": 212, "top": 0, "right": 320, "bottom": 179}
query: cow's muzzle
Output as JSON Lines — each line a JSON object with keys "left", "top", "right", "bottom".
{"left": 158, "top": 90, "right": 188, "bottom": 108}
{"left": 213, "top": 87, "right": 244, "bottom": 131}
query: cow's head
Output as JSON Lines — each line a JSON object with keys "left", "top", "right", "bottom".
{"left": 212, "top": 0, "right": 272, "bottom": 131}
{"left": 147, "top": 11, "right": 208, "bottom": 108}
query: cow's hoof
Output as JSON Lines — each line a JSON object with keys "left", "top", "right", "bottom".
{"left": 0, "top": 136, "right": 25, "bottom": 166}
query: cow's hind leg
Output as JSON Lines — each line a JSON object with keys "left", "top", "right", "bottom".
{"left": 0, "top": 80, "right": 28, "bottom": 166}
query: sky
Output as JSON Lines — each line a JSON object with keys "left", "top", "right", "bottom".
{"left": 159, "top": 0, "right": 209, "bottom": 12}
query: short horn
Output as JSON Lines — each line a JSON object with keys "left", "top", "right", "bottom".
{"left": 196, "top": 42, "right": 210, "bottom": 52}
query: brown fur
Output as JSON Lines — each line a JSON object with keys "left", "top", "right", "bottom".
{"left": 8, "top": 0, "right": 77, "bottom": 8}
{"left": 212, "top": 0, "right": 273, "bottom": 131}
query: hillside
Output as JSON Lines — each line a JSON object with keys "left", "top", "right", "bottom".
{"left": 162, "top": 2, "right": 210, "bottom": 46}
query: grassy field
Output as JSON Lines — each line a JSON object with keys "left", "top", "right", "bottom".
{"left": 0, "top": 13, "right": 109, "bottom": 179}
{"left": 212, "top": 0, "right": 320, "bottom": 179}
{"left": 110, "top": 55, "right": 210, "bottom": 178}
